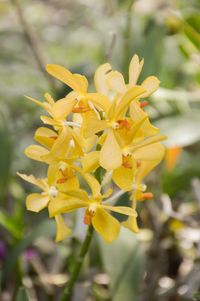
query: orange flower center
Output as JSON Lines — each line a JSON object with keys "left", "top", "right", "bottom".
{"left": 122, "top": 155, "right": 132, "bottom": 169}
{"left": 72, "top": 100, "right": 91, "bottom": 113}
{"left": 117, "top": 119, "right": 131, "bottom": 130}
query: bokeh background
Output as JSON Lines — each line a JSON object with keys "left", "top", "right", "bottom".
{"left": 0, "top": 0, "right": 200, "bottom": 300}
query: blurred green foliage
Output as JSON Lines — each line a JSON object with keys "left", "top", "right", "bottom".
{"left": 0, "top": 0, "right": 200, "bottom": 300}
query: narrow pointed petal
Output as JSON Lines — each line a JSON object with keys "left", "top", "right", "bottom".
{"left": 44, "top": 93, "right": 55, "bottom": 105}
{"left": 140, "top": 76, "right": 160, "bottom": 98}
{"left": 131, "top": 134, "right": 166, "bottom": 151}
{"left": 94, "top": 63, "right": 112, "bottom": 95}
{"left": 25, "top": 96, "right": 52, "bottom": 115}
{"left": 114, "top": 86, "right": 146, "bottom": 119}
{"left": 129, "top": 54, "right": 144, "bottom": 86}
{"left": 100, "top": 130, "right": 122, "bottom": 170}
{"left": 92, "top": 208, "right": 120, "bottom": 242}
{"left": 46, "top": 64, "right": 82, "bottom": 93}
{"left": 49, "top": 197, "right": 87, "bottom": 217}
{"left": 17, "top": 172, "right": 48, "bottom": 191}
{"left": 26, "top": 193, "right": 49, "bottom": 212}
{"left": 55, "top": 215, "right": 71, "bottom": 242}
{"left": 25, "top": 145, "right": 49, "bottom": 162}
{"left": 81, "top": 173, "right": 101, "bottom": 199}
{"left": 133, "top": 142, "right": 165, "bottom": 161}
{"left": 101, "top": 205, "right": 137, "bottom": 216}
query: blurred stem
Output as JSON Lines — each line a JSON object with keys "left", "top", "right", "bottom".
{"left": 60, "top": 225, "right": 94, "bottom": 301}
{"left": 10, "top": 0, "right": 55, "bottom": 90}
{"left": 122, "top": 0, "right": 134, "bottom": 81}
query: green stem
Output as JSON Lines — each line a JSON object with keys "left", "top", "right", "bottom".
{"left": 60, "top": 225, "right": 94, "bottom": 301}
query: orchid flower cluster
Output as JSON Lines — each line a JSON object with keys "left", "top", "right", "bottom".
{"left": 18, "top": 55, "right": 166, "bottom": 243}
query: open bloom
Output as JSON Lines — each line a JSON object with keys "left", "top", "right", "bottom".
{"left": 17, "top": 170, "right": 77, "bottom": 241}
{"left": 18, "top": 53, "right": 166, "bottom": 242}
{"left": 48, "top": 173, "right": 136, "bottom": 242}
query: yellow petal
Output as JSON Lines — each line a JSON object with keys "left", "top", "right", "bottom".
{"left": 25, "top": 145, "right": 49, "bottom": 162}
{"left": 123, "top": 216, "right": 139, "bottom": 233}
{"left": 101, "top": 205, "right": 137, "bottom": 216}
{"left": 131, "top": 134, "right": 166, "bottom": 151}
{"left": 81, "top": 111, "right": 107, "bottom": 138}
{"left": 49, "top": 197, "right": 87, "bottom": 217}
{"left": 40, "top": 115, "right": 61, "bottom": 127}
{"left": 44, "top": 93, "right": 55, "bottom": 105}
{"left": 129, "top": 54, "right": 144, "bottom": 86}
{"left": 65, "top": 189, "right": 89, "bottom": 202}
{"left": 83, "top": 93, "right": 110, "bottom": 112}
{"left": 100, "top": 130, "right": 122, "bottom": 170}
{"left": 74, "top": 74, "right": 88, "bottom": 94}
{"left": 130, "top": 101, "right": 159, "bottom": 137}
{"left": 55, "top": 215, "right": 71, "bottom": 242}
{"left": 81, "top": 173, "right": 101, "bottom": 199}
{"left": 81, "top": 151, "right": 100, "bottom": 172}
{"left": 106, "top": 71, "right": 126, "bottom": 94}
{"left": 52, "top": 98, "right": 77, "bottom": 120}
{"left": 133, "top": 142, "right": 165, "bottom": 161}
{"left": 92, "top": 207, "right": 120, "bottom": 243}
{"left": 136, "top": 156, "right": 164, "bottom": 182}
{"left": 34, "top": 127, "right": 57, "bottom": 149}
{"left": 26, "top": 193, "right": 49, "bottom": 212}
{"left": 46, "top": 64, "right": 83, "bottom": 93}
{"left": 43, "top": 127, "right": 70, "bottom": 163}
{"left": 25, "top": 96, "right": 52, "bottom": 115}
{"left": 140, "top": 76, "right": 160, "bottom": 98}
{"left": 83, "top": 135, "right": 98, "bottom": 153}
{"left": 112, "top": 166, "right": 135, "bottom": 191}
{"left": 94, "top": 63, "right": 112, "bottom": 95}
{"left": 114, "top": 86, "right": 146, "bottom": 119}
{"left": 17, "top": 172, "right": 48, "bottom": 191}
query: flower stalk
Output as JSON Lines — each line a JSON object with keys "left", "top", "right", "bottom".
{"left": 60, "top": 225, "right": 94, "bottom": 301}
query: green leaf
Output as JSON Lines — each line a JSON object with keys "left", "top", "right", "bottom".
{"left": 155, "top": 112, "right": 200, "bottom": 147}
{"left": 0, "top": 211, "right": 22, "bottom": 239}
{"left": 16, "top": 287, "right": 30, "bottom": 301}
{"left": 99, "top": 227, "right": 145, "bottom": 301}
{"left": 183, "top": 16, "right": 200, "bottom": 50}
{"left": 2, "top": 219, "right": 56, "bottom": 283}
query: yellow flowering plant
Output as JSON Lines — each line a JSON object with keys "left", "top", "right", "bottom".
{"left": 18, "top": 54, "right": 166, "bottom": 301}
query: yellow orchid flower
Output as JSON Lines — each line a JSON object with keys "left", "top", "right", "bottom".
{"left": 48, "top": 173, "right": 136, "bottom": 243}
{"left": 25, "top": 125, "right": 83, "bottom": 164}
{"left": 95, "top": 54, "right": 160, "bottom": 99}
{"left": 81, "top": 86, "right": 146, "bottom": 170}
{"left": 19, "top": 54, "right": 166, "bottom": 246}
{"left": 46, "top": 64, "right": 110, "bottom": 112}
{"left": 122, "top": 149, "right": 166, "bottom": 234}
{"left": 94, "top": 54, "right": 160, "bottom": 136}
{"left": 17, "top": 169, "right": 77, "bottom": 241}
